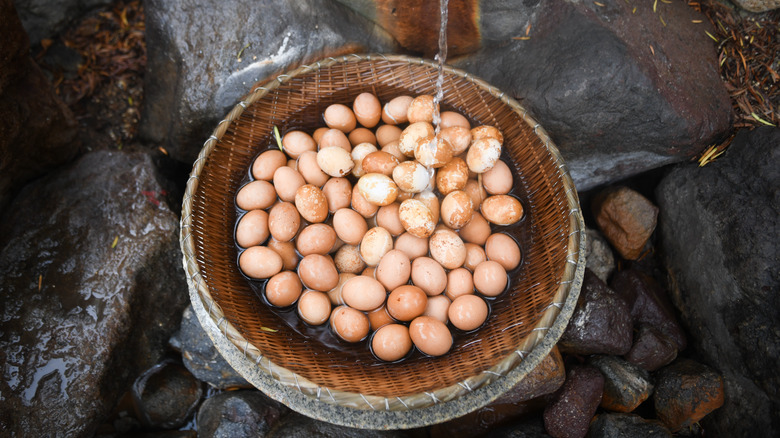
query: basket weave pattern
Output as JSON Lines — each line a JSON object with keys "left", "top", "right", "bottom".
{"left": 181, "top": 54, "right": 585, "bottom": 411}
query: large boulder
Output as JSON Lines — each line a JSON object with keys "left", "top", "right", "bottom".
{"left": 14, "top": 0, "right": 113, "bottom": 44}
{"left": 0, "top": 150, "right": 188, "bottom": 436}
{"left": 656, "top": 127, "right": 780, "bottom": 436}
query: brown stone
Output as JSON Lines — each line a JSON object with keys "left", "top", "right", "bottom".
{"left": 593, "top": 186, "right": 658, "bottom": 260}
{"left": 588, "top": 355, "right": 653, "bottom": 413}
{"left": 624, "top": 324, "right": 678, "bottom": 372}
{"left": 653, "top": 358, "right": 725, "bottom": 432}
{"left": 543, "top": 365, "right": 604, "bottom": 438}
{"left": 495, "top": 346, "right": 566, "bottom": 404}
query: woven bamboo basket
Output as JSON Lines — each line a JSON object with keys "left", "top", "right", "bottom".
{"left": 181, "top": 54, "right": 586, "bottom": 428}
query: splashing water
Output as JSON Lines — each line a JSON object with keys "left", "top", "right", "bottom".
{"left": 432, "top": 0, "right": 449, "bottom": 134}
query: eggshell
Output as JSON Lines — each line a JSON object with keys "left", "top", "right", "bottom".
{"left": 359, "top": 226, "right": 393, "bottom": 266}
{"left": 267, "top": 237, "right": 299, "bottom": 270}
{"left": 463, "top": 243, "right": 487, "bottom": 272}
{"left": 445, "top": 267, "right": 475, "bottom": 300}
{"left": 398, "top": 199, "right": 435, "bottom": 239}
{"left": 485, "top": 233, "right": 522, "bottom": 270}
{"left": 439, "top": 126, "right": 472, "bottom": 155}
{"left": 353, "top": 92, "right": 382, "bottom": 128}
{"left": 330, "top": 306, "right": 370, "bottom": 342}
{"left": 458, "top": 211, "right": 491, "bottom": 246}
{"left": 414, "top": 134, "right": 452, "bottom": 168}
{"left": 439, "top": 111, "right": 470, "bottom": 129}
{"left": 414, "top": 190, "right": 440, "bottom": 224}
{"left": 317, "top": 146, "right": 354, "bottom": 177}
{"left": 367, "top": 304, "right": 395, "bottom": 331}
{"left": 376, "top": 249, "right": 411, "bottom": 291}
{"left": 318, "top": 128, "right": 352, "bottom": 152}
{"left": 481, "top": 195, "right": 524, "bottom": 225}
{"left": 409, "top": 316, "right": 452, "bottom": 356}
{"left": 386, "top": 285, "right": 428, "bottom": 321}
{"left": 295, "top": 223, "right": 337, "bottom": 256}
{"left": 235, "top": 209, "right": 270, "bottom": 248}
{"left": 436, "top": 157, "right": 469, "bottom": 195}
{"left": 371, "top": 324, "right": 412, "bottom": 362}
{"left": 448, "top": 294, "right": 488, "bottom": 331}
{"left": 376, "top": 124, "right": 403, "bottom": 147}
{"left": 273, "top": 166, "right": 306, "bottom": 202}
{"left": 327, "top": 273, "right": 355, "bottom": 305}
{"left": 321, "top": 177, "right": 352, "bottom": 213}
{"left": 411, "top": 257, "right": 447, "bottom": 296}
{"left": 466, "top": 137, "right": 502, "bottom": 173}
{"left": 334, "top": 244, "right": 366, "bottom": 274}
{"left": 264, "top": 271, "right": 302, "bottom": 307}
{"left": 323, "top": 103, "right": 357, "bottom": 133}
{"left": 238, "top": 246, "right": 283, "bottom": 279}
{"left": 268, "top": 201, "right": 301, "bottom": 242}
{"left": 294, "top": 184, "right": 329, "bottom": 223}
{"left": 394, "top": 232, "right": 429, "bottom": 260}
{"left": 440, "top": 190, "right": 475, "bottom": 230}
{"left": 423, "top": 295, "right": 451, "bottom": 324}
{"left": 407, "top": 95, "right": 437, "bottom": 124}
{"left": 342, "top": 276, "right": 387, "bottom": 311}
{"left": 236, "top": 180, "right": 277, "bottom": 211}
{"left": 297, "top": 290, "right": 332, "bottom": 325}
{"left": 398, "top": 122, "right": 434, "bottom": 157}
{"left": 298, "top": 254, "right": 339, "bottom": 292}
{"left": 463, "top": 179, "right": 488, "bottom": 211}
{"left": 356, "top": 173, "right": 399, "bottom": 206}
{"left": 382, "top": 95, "right": 413, "bottom": 125}
{"left": 332, "top": 208, "right": 368, "bottom": 245}
{"left": 482, "top": 159, "right": 514, "bottom": 195}
{"left": 392, "top": 160, "right": 431, "bottom": 194}
{"left": 252, "top": 149, "right": 287, "bottom": 181}
{"left": 297, "top": 151, "right": 330, "bottom": 187}
{"left": 361, "top": 151, "right": 399, "bottom": 176}
{"left": 473, "top": 260, "right": 508, "bottom": 297}
{"left": 429, "top": 229, "right": 467, "bottom": 270}
{"left": 281, "top": 130, "right": 316, "bottom": 159}
{"left": 350, "top": 188, "right": 379, "bottom": 218}
{"left": 348, "top": 127, "right": 377, "bottom": 146}
{"left": 350, "top": 142, "right": 378, "bottom": 177}
{"left": 471, "top": 125, "right": 504, "bottom": 144}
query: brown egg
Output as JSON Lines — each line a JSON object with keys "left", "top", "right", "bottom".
{"left": 268, "top": 201, "right": 301, "bottom": 242}
{"left": 398, "top": 122, "right": 434, "bottom": 157}
{"left": 440, "top": 190, "right": 475, "bottom": 230}
{"left": 436, "top": 157, "right": 469, "bottom": 195}
{"left": 318, "top": 128, "right": 352, "bottom": 152}
{"left": 297, "top": 290, "right": 332, "bottom": 325}
{"left": 381, "top": 140, "right": 407, "bottom": 163}
{"left": 448, "top": 294, "right": 488, "bottom": 331}
{"left": 485, "top": 233, "right": 522, "bottom": 270}
{"left": 252, "top": 149, "right": 287, "bottom": 181}
{"left": 298, "top": 254, "right": 339, "bottom": 292}
{"left": 359, "top": 226, "right": 393, "bottom": 266}
{"left": 482, "top": 160, "right": 514, "bottom": 195}
{"left": 330, "top": 306, "right": 370, "bottom": 342}
{"left": 414, "top": 134, "right": 453, "bottom": 168}
{"left": 398, "top": 199, "right": 436, "bottom": 239}
{"left": 392, "top": 160, "right": 431, "bottom": 194}
{"left": 264, "top": 271, "right": 302, "bottom": 307}
{"left": 294, "top": 184, "right": 329, "bottom": 223}
{"left": 409, "top": 316, "right": 452, "bottom": 357}
{"left": 463, "top": 179, "right": 488, "bottom": 211}
{"left": 362, "top": 266, "right": 376, "bottom": 277}
{"left": 235, "top": 209, "right": 270, "bottom": 248}
{"left": 445, "top": 267, "right": 475, "bottom": 300}
{"left": 458, "top": 211, "right": 491, "bottom": 246}
{"left": 356, "top": 173, "right": 399, "bottom": 206}
{"left": 342, "top": 276, "right": 387, "bottom": 311}
{"left": 382, "top": 95, "right": 413, "bottom": 125}
{"left": 367, "top": 304, "right": 395, "bottom": 331}
{"left": 334, "top": 244, "right": 366, "bottom": 274}
{"left": 407, "top": 95, "right": 438, "bottom": 124}
{"left": 394, "top": 232, "right": 429, "bottom": 260}
{"left": 295, "top": 223, "right": 337, "bottom": 256}
{"left": 471, "top": 125, "right": 504, "bottom": 144}
{"left": 327, "top": 273, "right": 355, "bottom": 305}
{"left": 281, "top": 130, "right": 316, "bottom": 159}
{"left": 350, "top": 142, "right": 378, "bottom": 178}
{"left": 473, "top": 260, "right": 508, "bottom": 297}
{"left": 439, "top": 126, "right": 472, "bottom": 155}
{"left": 317, "top": 146, "right": 354, "bottom": 177}
{"left": 348, "top": 127, "right": 377, "bottom": 146}
{"left": 396, "top": 190, "right": 415, "bottom": 202}
{"left": 414, "top": 190, "right": 440, "bottom": 224}
{"left": 273, "top": 166, "right": 306, "bottom": 202}
{"left": 481, "top": 195, "right": 524, "bottom": 225}
{"left": 439, "top": 111, "right": 471, "bottom": 129}
{"left": 332, "top": 208, "right": 368, "bottom": 245}
{"left": 353, "top": 92, "right": 382, "bottom": 128}
{"left": 361, "top": 151, "right": 399, "bottom": 176}
{"left": 463, "top": 243, "right": 487, "bottom": 272}
{"left": 288, "top": 159, "right": 298, "bottom": 170}
{"left": 423, "top": 295, "right": 451, "bottom": 324}
{"left": 376, "top": 249, "right": 411, "bottom": 291}
{"left": 297, "top": 151, "right": 330, "bottom": 187}
{"left": 372, "top": 324, "right": 412, "bottom": 362}
{"left": 323, "top": 103, "right": 357, "bottom": 133}
{"left": 350, "top": 188, "right": 379, "bottom": 218}
{"left": 236, "top": 180, "right": 277, "bottom": 211}
{"left": 466, "top": 137, "right": 502, "bottom": 173}
{"left": 429, "top": 229, "right": 467, "bottom": 270}
{"left": 321, "top": 177, "right": 352, "bottom": 213}
{"left": 238, "top": 246, "right": 283, "bottom": 279}
{"left": 386, "top": 285, "right": 428, "bottom": 321}
{"left": 267, "top": 237, "right": 300, "bottom": 271}
{"left": 372, "top": 205, "right": 400, "bottom": 238}
{"left": 312, "top": 127, "right": 329, "bottom": 144}
{"left": 411, "top": 257, "right": 448, "bottom": 296}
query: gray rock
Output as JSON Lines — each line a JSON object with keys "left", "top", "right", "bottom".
{"left": 197, "top": 390, "right": 287, "bottom": 438}
{"left": 0, "top": 150, "right": 188, "bottom": 436}
{"left": 588, "top": 355, "right": 653, "bottom": 413}
{"left": 656, "top": 126, "right": 780, "bottom": 437}
{"left": 140, "top": 0, "right": 397, "bottom": 164}
{"left": 15, "top": 0, "right": 113, "bottom": 45}
{"left": 266, "top": 412, "right": 409, "bottom": 438}
{"left": 489, "top": 417, "right": 552, "bottom": 438}
{"left": 583, "top": 228, "right": 615, "bottom": 283}
{"left": 169, "top": 305, "right": 251, "bottom": 389}
{"left": 543, "top": 365, "right": 605, "bottom": 438}
{"left": 132, "top": 360, "right": 203, "bottom": 429}
{"left": 587, "top": 413, "right": 672, "bottom": 438}
{"left": 732, "top": 0, "right": 780, "bottom": 13}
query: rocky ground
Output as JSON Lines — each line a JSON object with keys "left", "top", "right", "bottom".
{"left": 0, "top": 0, "right": 778, "bottom": 437}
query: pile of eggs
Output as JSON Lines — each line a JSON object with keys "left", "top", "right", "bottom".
{"left": 235, "top": 92, "right": 525, "bottom": 362}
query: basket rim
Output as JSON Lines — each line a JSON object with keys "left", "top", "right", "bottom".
{"left": 180, "top": 53, "right": 586, "bottom": 428}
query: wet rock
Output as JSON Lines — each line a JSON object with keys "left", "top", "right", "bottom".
{"left": 496, "top": 346, "right": 566, "bottom": 404}
{"left": 656, "top": 127, "right": 780, "bottom": 437}
{"left": 624, "top": 324, "right": 678, "bottom": 372}
{"left": 488, "top": 416, "right": 551, "bottom": 438}
{"left": 0, "top": 0, "right": 78, "bottom": 210}
{"left": 558, "top": 270, "right": 633, "bottom": 356}
{"left": 266, "top": 412, "right": 408, "bottom": 438}
{"left": 653, "top": 358, "right": 724, "bottom": 433}
{"left": 544, "top": 365, "right": 605, "bottom": 438}
{"left": 732, "top": 0, "right": 780, "bottom": 13}
{"left": 592, "top": 187, "right": 658, "bottom": 260}
{"left": 197, "top": 390, "right": 287, "bottom": 438}
{"left": 132, "top": 360, "right": 203, "bottom": 429}
{"left": 0, "top": 150, "right": 188, "bottom": 436}
{"left": 141, "top": 0, "right": 396, "bottom": 164}
{"left": 583, "top": 228, "right": 615, "bottom": 283}
{"left": 587, "top": 413, "right": 672, "bottom": 438}
{"left": 588, "top": 355, "right": 653, "bottom": 413}
{"left": 169, "top": 305, "right": 251, "bottom": 389}
{"left": 15, "top": 0, "right": 113, "bottom": 45}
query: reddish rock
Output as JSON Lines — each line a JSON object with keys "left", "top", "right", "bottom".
{"left": 624, "top": 324, "right": 678, "bottom": 372}
{"left": 543, "top": 365, "right": 604, "bottom": 438}
{"left": 592, "top": 187, "right": 658, "bottom": 260}
{"left": 653, "top": 358, "right": 725, "bottom": 432}
{"left": 588, "top": 355, "right": 653, "bottom": 413}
